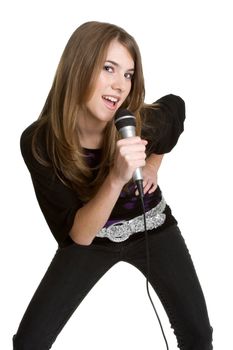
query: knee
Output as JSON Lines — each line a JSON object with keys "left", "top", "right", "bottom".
{"left": 194, "top": 327, "right": 213, "bottom": 350}
{"left": 178, "top": 325, "right": 213, "bottom": 350}
{"left": 13, "top": 333, "right": 34, "bottom": 350}
{"left": 12, "top": 332, "right": 51, "bottom": 350}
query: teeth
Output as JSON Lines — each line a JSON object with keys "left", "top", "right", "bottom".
{"left": 103, "top": 96, "right": 119, "bottom": 102}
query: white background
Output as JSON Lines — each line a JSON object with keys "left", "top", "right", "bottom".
{"left": 1, "top": 0, "right": 232, "bottom": 349}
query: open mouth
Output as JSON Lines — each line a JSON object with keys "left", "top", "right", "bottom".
{"left": 102, "top": 95, "right": 120, "bottom": 108}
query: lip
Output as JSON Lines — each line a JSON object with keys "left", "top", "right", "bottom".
{"left": 102, "top": 93, "right": 120, "bottom": 98}
{"left": 102, "top": 95, "right": 120, "bottom": 111}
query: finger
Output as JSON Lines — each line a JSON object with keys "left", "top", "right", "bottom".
{"left": 117, "top": 138, "right": 148, "bottom": 147}
{"left": 135, "top": 181, "right": 151, "bottom": 196}
{"left": 148, "top": 183, "right": 158, "bottom": 194}
{"left": 124, "top": 146, "right": 147, "bottom": 157}
{"left": 135, "top": 178, "right": 155, "bottom": 196}
{"left": 143, "top": 182, "right": 153, "bottom": 195}
{"left": 124, "top": 152, "right": 147, "bottom": 162}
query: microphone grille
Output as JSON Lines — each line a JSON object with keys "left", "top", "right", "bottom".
{"left": 114, "top": 109, "right": 136, "bottom": 131}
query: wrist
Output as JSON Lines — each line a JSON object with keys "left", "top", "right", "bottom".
{"left": 146, "top": 153, "right": 164, "bottom": 171}
{"left": 108, "top": 170, "right": 125, "bottom": 191}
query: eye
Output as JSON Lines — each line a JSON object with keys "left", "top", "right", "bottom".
{"left": 124, "top": 72, "right": 134, "bottom": 80}
{"left": 104, "top": 65, "right": 114, "bottom": 73}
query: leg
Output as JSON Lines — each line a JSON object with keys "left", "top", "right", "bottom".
{"left": 124, "top": 225, "right": 213, "bottom": 350}
{"left": 13, "top": 241, "right": 118, "bottom": 349}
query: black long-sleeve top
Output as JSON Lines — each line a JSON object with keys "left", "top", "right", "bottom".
{"left": 20, "top": 94, "right": 186, "bottom": 246}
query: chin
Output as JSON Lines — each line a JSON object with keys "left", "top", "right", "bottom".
{"left": 97, "top": 111, "right": 115, "bottom": 123}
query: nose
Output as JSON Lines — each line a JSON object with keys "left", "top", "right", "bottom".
{"left": 111, "top": 73, "right": 127, "bottom": 92}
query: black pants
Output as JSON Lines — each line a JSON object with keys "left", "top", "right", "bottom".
{"left": 13, "top": 224, "right": 213, "bottom": 349}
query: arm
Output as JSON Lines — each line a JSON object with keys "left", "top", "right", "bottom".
{"left": 70, "top": 172, "right": 123, "bottom": 245}
{"left": 138, "top": 95, "right": 185, "bottom": 195}
{"left": 70, "top": 137, "right": 147, "bottom": 246}
{"left": 135, "top": 153, "right": 164, "bottom": 196}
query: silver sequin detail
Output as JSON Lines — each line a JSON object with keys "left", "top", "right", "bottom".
{"left": 96, "top": 197, "right": 166, "bottom": 242}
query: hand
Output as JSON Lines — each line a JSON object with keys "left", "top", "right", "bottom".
{"left": 111, "top": 137, "right": 148, "bottom": 186}
{"left": 135, "top": 160, "right": 158, "bottom": 196}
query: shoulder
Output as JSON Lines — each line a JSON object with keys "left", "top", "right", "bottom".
{"left": 154, "top": 94, "right": 185, "bottom": 115}
{"left": 141, "top": 94, "right": 186, "bottom": 154}
{"left": 20, "top": 120, "right": 49, "bottom": 173}
{"left": 20, "top": 121, "right": 38, "bottom": 153}
{"left": 155, "top": 93, "right": 185, "bottom": 104}
{"left": 20, "top": 121, "right": 38, "bottom": 163}
{"left": 141, "top": 94, "right": 186, "bottom": 124}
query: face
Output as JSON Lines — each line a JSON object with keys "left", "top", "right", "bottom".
{"left": 84, "top": 40, "right": 134, "bottom": 127}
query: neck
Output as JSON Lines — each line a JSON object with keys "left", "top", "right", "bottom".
{"left": 77, "top": 108, "right": 108, "bottom": 149}
{"left": 78, "top": 130, "right": 104, "bottom": 149}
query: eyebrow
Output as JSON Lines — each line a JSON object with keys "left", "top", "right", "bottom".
{"left": 105, "top": 60, "right": 135, "bottom": 72}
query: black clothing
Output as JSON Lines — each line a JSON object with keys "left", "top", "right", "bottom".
{"left": 14, "top": 94, "right": 213, "bottom": 349}
{"left": 20, "top": 94, "right": 185, "bottom": 246}
{"left": 13, "top": 225, "right": 213, "bottom": 350}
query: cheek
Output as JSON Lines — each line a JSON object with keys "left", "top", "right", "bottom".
{"left": 96, "top": 72, "right": 107, "bottom": 88}
{"left": 124, "top": 83, "right": 132, "bottom": 99}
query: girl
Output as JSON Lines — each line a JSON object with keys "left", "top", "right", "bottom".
{"left": 13, "top": 21, "right": 213, "bottom": 349}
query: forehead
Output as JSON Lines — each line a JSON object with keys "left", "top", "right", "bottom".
{"left": 105, "top": 40, "right": 134, "bottom": 68}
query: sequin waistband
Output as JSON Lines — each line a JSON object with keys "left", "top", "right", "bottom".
{"left": 96, "top": 197, "right": 166, "bottom": 242}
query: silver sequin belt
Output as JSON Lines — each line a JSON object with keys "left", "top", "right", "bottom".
{"left": 96, "top": 197, "right": 166, "bottom": 242}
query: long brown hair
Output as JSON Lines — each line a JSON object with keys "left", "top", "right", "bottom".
{"left": 32, "top": 21, "right": 146, "bottom": 202}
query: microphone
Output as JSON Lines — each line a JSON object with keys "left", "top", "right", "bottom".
{"left": 114, "top": 108, "right": 144, "bottom": 197}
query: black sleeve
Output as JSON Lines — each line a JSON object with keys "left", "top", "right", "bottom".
{"left": 20, "top": 122, "right": 83, "bottom": 245}
{"left": 141, "top": 94, "right": 186, "bottom": 155}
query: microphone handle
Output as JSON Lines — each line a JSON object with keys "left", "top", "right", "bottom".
{"left": 133, "top": 167, "right": 143, "bottom": 182}
{"left": 117, "top": 120, "right": 144, "bottom": 197}
{"left": 118, "top": 126, "right": 143, "bottom": 182}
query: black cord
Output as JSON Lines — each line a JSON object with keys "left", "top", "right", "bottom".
{"left": 136, "top": 180, "right": 169, "bottom": 350}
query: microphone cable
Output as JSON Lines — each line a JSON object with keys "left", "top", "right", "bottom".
{"left": 136, "top": 180, "right": 169, "bottom": 350}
